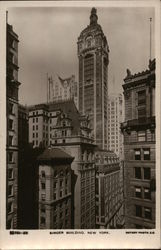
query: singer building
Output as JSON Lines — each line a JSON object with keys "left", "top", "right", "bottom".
{"left": 78, "top": 8, "right": 109, "bottom": 150}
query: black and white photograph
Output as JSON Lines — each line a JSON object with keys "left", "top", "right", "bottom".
{"left": 0, "top": 0, "right": 160, "bottom": 249}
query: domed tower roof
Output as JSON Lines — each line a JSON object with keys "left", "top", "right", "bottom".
{"left": 77, "top": 8, "right": 109, "bottom": 55}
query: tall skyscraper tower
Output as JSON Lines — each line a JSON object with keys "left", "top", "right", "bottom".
{"left": 78, "top": 8, "right": 109, "bottom": 149}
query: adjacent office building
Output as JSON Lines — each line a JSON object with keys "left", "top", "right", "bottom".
{"left": 6, "top": 23, "right": 21, "bottom": 229}
{"left": 28, "top": 104, "right": 49, "bottom": 148}
{"left": 50, "top": 101, "right": 96, "bottom": 229}
{"left": 28, "top": 99, "right": 96, "bottom": 229}
{"left": 38, "top": 147, "right": 74, "bottom": 229}
{"left": 108, "top": 94, "right": 124, "bottom": 159}
{"left": 121, "top": 59, "right": 156, "bottom": 228}
{"left": 47, "top": 74, "right": 78, "bottom": 108}
{"left": 95, "top": 149, "right": 124, "bottom": 229}
{"left": 78, "top": 8, "right": 109, "bottom": 150}
{"left": 17, "top": 104, "right": 29, "bottom": 228}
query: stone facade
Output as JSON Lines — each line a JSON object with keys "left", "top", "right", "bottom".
{"left": 78, "top": 8, "right": 109, "bottom": 150}
{"left": 17, "top": 104, "right": 29, "bottom": 228}
{"left": 6, "top": 24, "right": 21, "bottom": 229}
{"left": 28, "top": 104, "right": 49, "bottom": 148}
{"left": 95, "top": 150, "right": 124, "bottom": 229}
{"left": 51, "top": 105, "right": 96, "bottom": 229}
{"left": 38, "top": 148, "right": 73, "bottom": 229}
{"left": 28, "top": 99, "right": 96, "bottom": 229}
{"left": 108, "top": 94, "right": 124, "bottom": 159}
{"left": 48, "top": 74, "right": 78, "bottom": 108}
{"left": 121, "top": 59, "right": 156, "bottom": 228}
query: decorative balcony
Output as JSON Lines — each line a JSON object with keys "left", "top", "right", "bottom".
{"left": 121, "top": 116, "right": 155, "bottom": 133}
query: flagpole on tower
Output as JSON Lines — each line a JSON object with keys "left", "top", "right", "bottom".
{"left": 47, "top": 73, "right": 49, "bottom": 103}
{"left": 149, "top": 17, "right": 152, "bottom": 61}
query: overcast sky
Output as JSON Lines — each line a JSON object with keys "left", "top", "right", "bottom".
{"left": 8, "top": 6, "right": 155, "bottom": 105}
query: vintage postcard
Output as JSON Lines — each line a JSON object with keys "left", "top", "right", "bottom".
{"left": 0, "top": 0, "right": 160, "bottom": 249}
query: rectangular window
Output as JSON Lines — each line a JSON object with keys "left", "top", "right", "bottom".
{"left": 41, "top": 207, "right": 45, "bottom": 213}
{"left": 8, "top": 152, "right": 13, "bottom": 163}
{"left": 144, "top": 207, "right": 152, "bottom": 220}
{"left": 9, "top": 135, "right": 13, "bottom": 146}
{"left": 8, "top": 185, "right": 13, "bottom": 196}
{"left": 144, "top": 188, "right": 151, "bottom": 199}
{"left": 138, "top": 90, "right": 146, "bottom": 105}
{"left": 135, "top": 187, "right": 142, "bottom": 198}
{"left": 9, "top": 52, "right": 14, "bottom": 63}
{"left": 138, "top": 108, "right": 146, "bottom": 119}
{"left": 41, "top": 194, "right": 46, "bottom": 201}
{"left": 53, "top": 193, "right": 56, "bottom": 200}
{"left": 41, "top": 182, "right": 46, "bottom": 189}
{"left": 40, "top": 217, "right": 46, "bottom": 225}
{"left": 8, "top": 169, "right": 13, "bottom": 179}
{"left": 135, "top": 205, "right": 142, "bottom": 217}
{"left": 8, "top": 202, "right": 13, "bottom": 214}
{"left": 138, "top": 131, "right": 146, "bottom": 142}
{"left": 33, "top": 118, "right": 35, "bottom": 123}
{"left": 53, "top": 182, "right": 57, "bottom": 188}
{"left": 143, "top": 167, "right": 151, "bottom": 180}
{"left": 134, "top": 149, "right": 141, "bottom": 160}
{"left": 135, "top": 167, "right": 141, "bottom": 179}
{"left": 143, "top": 149, "right": 150, "bottom": 160}
{"left": 60, "top": 191, "right": 62, "bottom": 197}
{"left": 9, "top": 119, "right": 13, "bottom": 130}
{"left": 41, "top": 171, "right": 45, "bottom": 178}
{"left": 9, "top": 103, "right": 14, "bottom": 114}
{"left": 60, "top": 180, "right": 63, "bottom": 187}
{"left": 33, "top": 133, "right": 35, "bottom": 138}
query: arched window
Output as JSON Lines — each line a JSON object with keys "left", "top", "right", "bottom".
{"left": 86, "top": 36, "right": 92, "bottom": 48}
